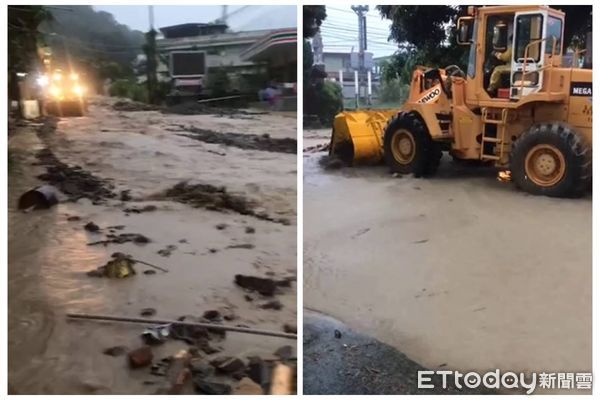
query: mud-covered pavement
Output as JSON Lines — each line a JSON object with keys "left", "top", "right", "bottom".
{"left": 8, "top": 97, "right": 297, "bottom": 394}
{"left": 303, "top": 128, "right": 591, "bottom": 394}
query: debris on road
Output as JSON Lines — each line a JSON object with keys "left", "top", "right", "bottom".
{"left": 162, "top": 181, "right": 293, "bottom": 225}
{"left": 34, "top": 148, "right": 116, "bottom": 203}
{"left": 283, "top": 323, "right": 297, "bottom": 334}
{"left": 87, "top": 232, "right": 151, "bottom": 246}
{"left": 304, "top": 143, "right": 330, "bottom": 153}
{"left": 227, "top": 243, "right": 255, "bottom": 250}
{"left": 319, "top": 154, "right": 345, "bottom": 170}
{"left": 141, "top": 325, "right": 170, "bottom": 345}
{"left": 84, "top": 221, "right": 100, "bottom": 232}
{"left": 18, "top": 185, "right": 59, "bottom": 211}
{"left": 86, "top": 254, "right": 136, "bottom": 278}
{"left": 234, "top": 275, "right": 278, "bottom": 296}
{"left": 103, "top": 346, "right": 127, "bottom": 356}
{"left": 157, "top": 245, "right": 177, "bottom": 257}
{"left": 175, "top": 125, "right": 297, "bottom": 154}
{"left": 128, "top": 346, "right": 154, "bottom": 368}
{"left": 194, "top": 379, "right": 232, "bottom": 395}
{"left": 202, "top": 310, "right": 221, "bottom": 321}
{"left": 162, "top": 102, "right": 267, "bottom": 117}
{"left": 140, "top": 308, "right": 157, "bottom": 317}
{"left": 234, "top": 377, "right": 263, "bottom": 394}
{"left": 270, "top": 363, "right": 294, "bottom": 395}
{"left": 260, "top": 300, "right": 283, "bottom": 310}
{"left": 123, "top": 205, "right": 157, "bottom": 214}
{"left": 213, "top": 356, "right": 245, "bottom": 374}
{"left": 66, "top": 313, "right": 297, "bottom": 339}
{"left": 112, "top": 100, "right": 160, "bottom": 112}
{"left": 274, "top": 345, "right": 293, "bottom": 361}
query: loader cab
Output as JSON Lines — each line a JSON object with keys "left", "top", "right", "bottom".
{"left": 458, "top": 6, "right": 565, "bottom": 102}
{"left": 511, "top": 11, "right": 563, "bottom": 99}
{"left": 483, "top": 14, "right": 514, "bottom": 98}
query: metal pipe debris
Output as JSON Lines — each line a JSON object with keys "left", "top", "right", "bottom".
{"left": 66, "top": 313, "right": 297, "bottom": 340}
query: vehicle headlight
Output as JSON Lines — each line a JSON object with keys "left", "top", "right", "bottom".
{"left": 37, "top": 75, "right": 49, "bottom": 87}
{"left": 49, "top": 86, "right": 62, "bottom": 97}
{"left": 73, "top": 85, "right": 86, "bottom": 95}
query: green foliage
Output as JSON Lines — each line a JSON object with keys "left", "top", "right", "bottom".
{"left": 205, "top": 67, "right": 231, "bottom": 97}
{"left": 377, "top": 6, "right": 470, "bottom": 75}
{"left": 43, "top": 6, "right": 144, "bottom": 69}
{"left": 8, "top": 6, "right": 52, "bottom": 72}
{"left": 377, "top": 5, "right": 592, "bottom": 77}
{"left": 378, "top": 6, "right": 461, "bottom": 52}
{"left": 555, "top": 5, "right": 592, "bottom": 49}
{"left": 109, "top": 79, "right": 147, "bottom": 102}
{"left": 303, "top": 6, "right": 327, "bottom": 38}
{"left": 129, "top": 84, "right": 148, "bottom": 103}
{"left": 239, "top": 70, "right": 269, "bottom": 95}
{"left": 378, "top": 78, "right": 409, "bottom": 103}
{"left": 8, "top": 5, "right": 53, "bottom": 106}
{"left": 306, "top": 81, "right": 343, "bottom": 125}
{"left": 303, "top": 40, "right": 314, "bottom": 84}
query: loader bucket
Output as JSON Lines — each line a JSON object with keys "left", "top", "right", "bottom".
{"left": 329, "top": 110, "right": 397, "bottom": 165}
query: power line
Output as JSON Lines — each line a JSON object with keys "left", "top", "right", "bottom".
{"left": 327, "top": 6, "right": 385, "bottom": 20}
{"left": 322, "top": 21, "right": 391, "bottom": 35}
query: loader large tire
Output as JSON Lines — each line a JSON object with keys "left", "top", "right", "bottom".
{"left": 510, "top": 123, "right": 591, "bottom": 197}
{"left": 383, "top": 113, "right": 441, "bottom": 177}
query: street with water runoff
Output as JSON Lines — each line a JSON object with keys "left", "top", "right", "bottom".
{"left": 303, "top": 128, "right": 591, "bottom": 395}
{"left": 8, "top": 97, "right": 297, "bottom": 394}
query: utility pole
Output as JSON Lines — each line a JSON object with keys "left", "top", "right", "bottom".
{"left": 220, "top": 5, "right": 228, "bottom": 24}
{"left": 351, "top": 5, "right": 369, "bottom": 106}
{"left": 145, "top": 5, "right": 159, "bottom": 104}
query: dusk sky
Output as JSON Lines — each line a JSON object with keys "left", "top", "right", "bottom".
{"left": 93, "top": 5, "right": 296, "bottom": 33}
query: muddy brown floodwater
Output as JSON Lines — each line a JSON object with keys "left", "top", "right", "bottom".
{"left": 303, "top": 128, "right": 591, "bottom": 394}
{"left": 8, "top": 97, "right": 297, "bottom": 394}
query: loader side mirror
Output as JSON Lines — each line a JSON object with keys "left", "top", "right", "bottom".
{"left": 457, "top": 17, "right": 474, "bottom": 45}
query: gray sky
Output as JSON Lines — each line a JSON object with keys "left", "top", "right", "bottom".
{"left": 319, "top": 6, "right": 398, "bottom": 58}
{"left": 93, "top": 5, "right": 296, "bottom": 33}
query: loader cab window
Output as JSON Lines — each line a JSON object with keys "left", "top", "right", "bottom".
{"left": 515, "top": 14, "right": 543, "bottom": 63}
{"left": 467, "top": 19, "right": 478, "bottom": 78}
{"left": 546, "top": 16, "right": 563, "bottom": 55}
{"left": 483, "top": 14, "right": 514, "bottom": 95}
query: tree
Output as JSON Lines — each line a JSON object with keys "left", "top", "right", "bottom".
{"left": 8, "top": 6, "right": 52, "bottom": 116}
{"left": 303, "top": 6, "right": 327, "bottom": 39}
{"left": 377, "top": 5, "right": 592, "bottom": 85}
{"left": 206, "top": 67, "right": 231, "bottom": 98}
{"left": 555, "top": 5, "right": 592, "bottom": 49}
{"left": 377, "top": 5, "right": 470, "bottom": 82}
{"left": 303, "top": 5, "right": 342, "bottom": 123}
{"left": 378, "top": 6, "right": 462, "bottom": 52}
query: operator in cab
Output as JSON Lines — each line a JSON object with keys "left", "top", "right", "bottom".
{"left": 487, "top": 20, "right": 513, "bottom": 96}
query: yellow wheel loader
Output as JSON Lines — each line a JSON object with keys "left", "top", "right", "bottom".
{"left": 330, "top": 5, "right": 592, "bottom": 197}
{"left": 38, "top": 69, "right": 88, "bottom": 117}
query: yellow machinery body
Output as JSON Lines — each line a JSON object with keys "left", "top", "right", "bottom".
{"left": 331, "top": 110, "right": 396, "bottom": 164}
{"left": 329, "top": 5, "right": 592, "bottom": 177}
{"left": 331, "top": 67, "right": 449, "bottom": 165}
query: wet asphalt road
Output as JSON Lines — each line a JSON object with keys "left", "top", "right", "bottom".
{"left": 303, "top": 311, "right": 494, "bottom": 395}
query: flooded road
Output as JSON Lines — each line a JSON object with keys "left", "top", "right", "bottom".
{"left": 303, "top": 128, "right": 591, "bottom": 393}
{"left": 8, "top": 98, "right": 297, "bottom": 394}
